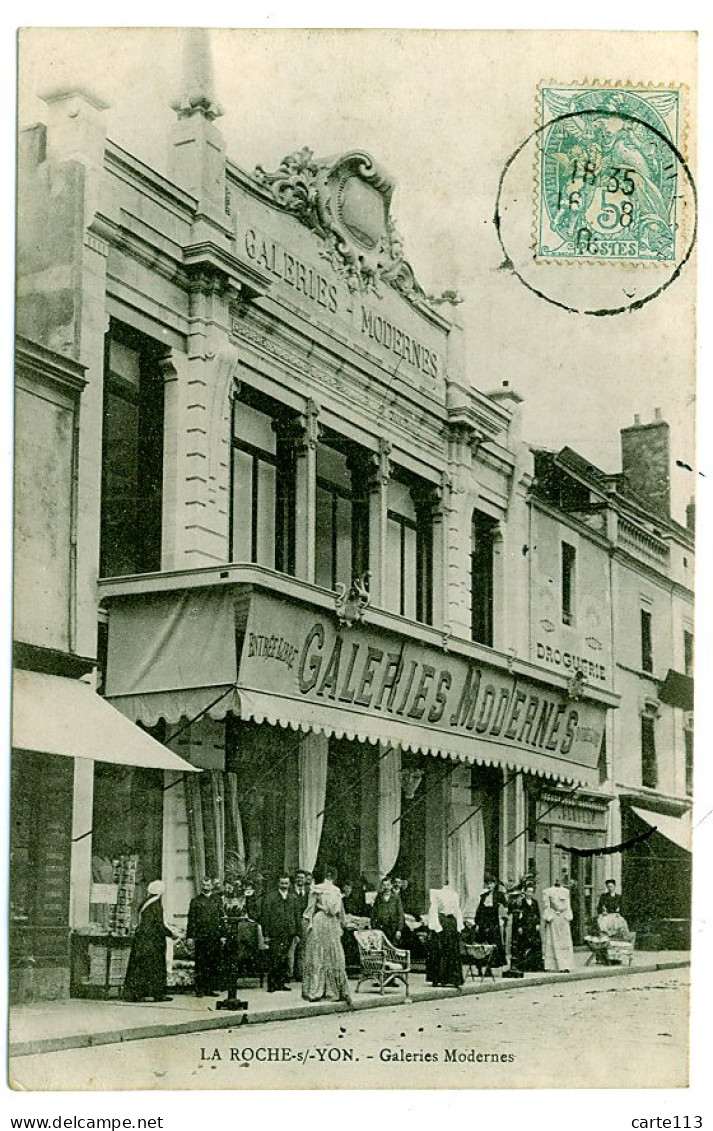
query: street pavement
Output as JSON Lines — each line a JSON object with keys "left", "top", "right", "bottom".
{"left": 9, "top": 967, "right": 689, "bottom": 1091}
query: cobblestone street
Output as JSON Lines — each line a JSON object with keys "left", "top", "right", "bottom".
{"left": 10, "top": 967, "right": 689, "bottom": 1091}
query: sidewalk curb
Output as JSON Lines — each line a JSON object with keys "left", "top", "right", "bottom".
{"left": 9, "top": 960, "right": 689, "bottom": 1059}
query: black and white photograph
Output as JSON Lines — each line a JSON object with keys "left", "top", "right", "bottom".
{"left": 6, "top": 22, "right": 708, "bottom": 1099}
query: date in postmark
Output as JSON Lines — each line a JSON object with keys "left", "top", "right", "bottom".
{"left": 537, "top": 84, "right": 681, "bottom": 263}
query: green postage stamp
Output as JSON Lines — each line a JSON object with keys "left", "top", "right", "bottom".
{"left": 537, "top": 84, "right": 682, "bottom": 262}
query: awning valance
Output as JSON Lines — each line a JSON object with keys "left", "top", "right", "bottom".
{"left": 236, "top": 688, "right": 588, "bottom": 783}
{"left": 630, "top": 805, "right": 692, "bottom": 853}
{"left": 13, "top": 668, "right": 200, "bottom": 773}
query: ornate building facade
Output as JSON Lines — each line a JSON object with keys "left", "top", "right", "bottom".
{"left": 13, "top": 33, "right": 690, "bottom": 1001}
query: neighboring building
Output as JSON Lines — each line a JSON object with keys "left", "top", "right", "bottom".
{"left": 14, "top": 33, "right": 691, "bottom": 1002}
{"left": 11, "top": 337, "right": 195, "bottom": 1003}
{"left": 531, "top": 421, "right": 694, "bottom": 946}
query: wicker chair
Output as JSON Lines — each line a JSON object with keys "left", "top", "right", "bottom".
{"left": 353, "top": 929, "right": 411, "bottom": 997}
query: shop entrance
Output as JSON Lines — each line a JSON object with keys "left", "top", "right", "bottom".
{"left": 394, "top": 751, "right": 428, "bottom": 915}
{"left": 316, "top": 737, "right": 366, "bottom": 886}
{"left": 226, "top": 718, "right": 299, "bottom": 884}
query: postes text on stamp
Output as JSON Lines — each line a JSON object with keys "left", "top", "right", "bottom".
{"left": 537, "top": 85, "right": 681, "bottom": 263}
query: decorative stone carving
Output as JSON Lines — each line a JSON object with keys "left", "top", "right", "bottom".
{"left": 253, "top": 148, "right": 425, "bottom": 302}
{"left": 368, "top": 438, "right": 392, "bottom": 490}
{"left": 567, "top": 670, "right": 587, "bottom": 701}
{"left": 334, "top": 573, "right": 371, "bottom": 629}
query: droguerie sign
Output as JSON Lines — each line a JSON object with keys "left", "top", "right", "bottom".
{"left": 238, "top": 596, "right": 605, "bottom": 770}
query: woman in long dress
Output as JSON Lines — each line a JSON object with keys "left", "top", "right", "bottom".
{"left": 509, "top": 881, "right": 544, "bottom": 974}
{"left": 123, "top": 880, "right": 176, "bottom": 1002}
{"left": 301, "top": 869, "right": 352, "bottom": 1004}
{"left": 426, "top": 886, "right": 464, "bottom": 988}
{"left": 541, "top": 881, "right": 574, "bottom": 972}
{"left": 473, "top": 875, "right": 508, "bottom": 969}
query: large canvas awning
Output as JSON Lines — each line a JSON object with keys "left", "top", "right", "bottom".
{"left": 104, "top": 587, "right": 240, "bottom": 726}
{"left": 630, "top": 805, "right": 692, "bottom": 853}
{"left": 103, "top": 582, "right": 613, "bottom": 786}
{"left": 13, "top": 668, "right": 199, "bottom": 772}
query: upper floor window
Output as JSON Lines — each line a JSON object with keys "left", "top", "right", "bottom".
{"left": 640, "top": 607, "right": 653, "bottom": 673}
{"left": 471, "top": 510, "right": 498, "bottom": 647}
{"left": 385, "top": 474, "right": 433, "bottom": 624}
{"left": 100, "top": 326, "right": 164, "bottom": 577}
{"left": 315, "top": 435, "right": 369, "bottom": 592}
{"left": 230, "top": 393, "right": 296, "bottom": 573}
{"left": 684, "top": 727, "right": 694, "bottom": 796}
{"left": 561, "top": 541, "right": 576, "bottom": 626}
{"left": 684, "top": 630, "right": 694, "bottom": 677}
{"left": 641, "top": 715, "right": 657, "bottom": 789}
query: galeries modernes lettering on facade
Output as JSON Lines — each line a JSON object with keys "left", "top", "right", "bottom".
{"left": 242, "top": 226, "right": 442, "bottom": 379}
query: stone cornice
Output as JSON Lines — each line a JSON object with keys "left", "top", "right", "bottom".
{"left": 105, "top": 139, "right": 198, "bottom": 216}
{"left": 610, "top": 545, "right": 694, "bottom": 600}
{"left": 529, "top": 495, "right": 612, "bottom": 551}
{"left": 15, "top": 336, "right": 87, "bottom": 394}
{"left": 90, "top": 213, "right": 186, "bottom": 286}
{"left": 445, "top": 379, "right": 511, "bottom": 445}
{"left": 233, "top": 312, "right": 446, "bottom": 464}
{"left": 183, "top": 239, "right": 272, "bottom": 298}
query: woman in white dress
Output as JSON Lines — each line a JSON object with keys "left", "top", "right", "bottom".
{"left": 301, "top": 868, "right": 352, "bottom": 1004}
{"left": 541, "top": 880, "right": 574, "bottom": 972}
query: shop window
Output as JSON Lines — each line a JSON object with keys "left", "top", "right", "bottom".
{"left": 225, "top": 718, "right": 295, "bottom": 880}
{"left": 561, "top": 541, "right": 576, "bottom": 626}
{"left": 316, "top": 738, "right": 364, "bottom": 884}
{"left": 471, "top": 510, "right": 498, "bottom": 646}
{"left": 100, "top": 325, "right": 164, "bottom": 577}
{"left": 598, "top": 728, "right": 608, "bottom": 783}
{"left": 230, "top": 393, "right": 296, "bottom": 573}
{"left": 641, "top": 608, "right": 653, "bottom": 673}
{"left": 684, "top": 630, "right": 694, "bottom": 677}
{"left": 641, "top": 716, "right": 657, "bottom": 789}
{"left": 10, "top": 750, "right": 73, "bottom": 964}
{"left": 90, "top": 763, "right": 164, "bottom": 933}
{"left": 315, "top": 435, "right": 369, "bottom": 591}
{"left": 385, "top": 474, "right": 433, "bottom": 624}
{"left": 684, "top": 728, "right": 694, "bottom": 796}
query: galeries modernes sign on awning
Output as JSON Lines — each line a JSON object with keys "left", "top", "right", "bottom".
{"left": 236, "top": 590, "right": 607, "bottom": 778}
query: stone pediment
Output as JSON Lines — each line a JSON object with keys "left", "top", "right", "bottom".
{"left": 252, "top": 147, "right": 425, "bottom": 303}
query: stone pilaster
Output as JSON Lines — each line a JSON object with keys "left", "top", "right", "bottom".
{"left": 429, "top": 472, "right": 453, "bottom": 632}
{"left": 294, "top": 399, "right": 321, "bottom": 583}
{"left": 444, "top": 423, "right": 479, "bottom": 638}
{"left": 366, "top": 439, "right": 391, "bottom": 606}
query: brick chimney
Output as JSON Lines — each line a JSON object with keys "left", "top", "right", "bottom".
{"left": 620, "top": 408, "right": 671, "bottom": 519}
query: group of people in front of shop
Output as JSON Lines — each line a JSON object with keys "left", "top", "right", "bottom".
{"left": 122, "top": 869, "right": 624, "bottom": 1007}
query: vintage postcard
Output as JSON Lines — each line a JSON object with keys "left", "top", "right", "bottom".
{"left": 9, "top": 27, "right": 699, "bottom": 1093}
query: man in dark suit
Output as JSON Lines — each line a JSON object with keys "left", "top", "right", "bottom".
{"left": 288, "top": 870, "right": 312, "bottom": 980}
{"left": 260, "top": 875, "right": 301, "bottom": 993}
{"left": 186, "top": 878, "right": 223, "bottom": 996}
{"left": 371, "top": 876, "right": 405, "bottom": 945}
